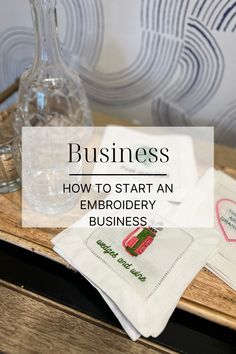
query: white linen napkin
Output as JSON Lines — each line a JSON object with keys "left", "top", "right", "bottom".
{"left": 207, "top": 171, "right": 236, "bottom": 290}
{"left": 173, "top": 169, "right": 236, "bottom": 291}
{"left": 91, "top": 126, "right": 198, "bottom": 203}
{"left": 52, "top": 223, "right": 218, "bottom": 339}
{"left": 53, "top": 243, "right": 141, "bottom": 340}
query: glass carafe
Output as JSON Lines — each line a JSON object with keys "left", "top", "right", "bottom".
{"left": 15, "top": 0, "right": 92, "bottom": 129}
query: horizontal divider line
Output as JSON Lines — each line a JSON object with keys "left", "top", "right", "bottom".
{"left": 69, "top": 174, "right": 168, "bottom": 176}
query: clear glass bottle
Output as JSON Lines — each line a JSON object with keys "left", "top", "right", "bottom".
{"left": 15, "top": 0, "right": 92, "bottom": 129}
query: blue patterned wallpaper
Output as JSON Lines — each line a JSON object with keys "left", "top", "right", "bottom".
{"left": 0, "top": 0, "right": 236, "bottom": 147}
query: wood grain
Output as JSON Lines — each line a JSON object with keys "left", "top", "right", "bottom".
{"left": 0, "top": 280, "right": 176, "bottom": 354}
{"left": 0, "top": 111, "right": 236, "bottom": 332}
{"left": 0, "top": 79, "right": 19, "bottom": 105}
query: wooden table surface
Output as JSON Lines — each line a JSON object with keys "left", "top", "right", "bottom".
{"left": 0, "top": 279, "right": 175, "bottom": 354}
{"left": 0, "top": 110, "right": 236, "bottom": 338}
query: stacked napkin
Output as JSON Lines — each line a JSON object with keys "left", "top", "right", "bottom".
{"left": 52, "top": 223, "right": 218, "bottom": 339}
{"left": 52, "top": 170, "right": 236, "bottom": 339}
{"left": 206, "top": 171, "right": 236, "bottom": 290}
{"left": 174, "top": 170, "right": 236, "bottom": 291}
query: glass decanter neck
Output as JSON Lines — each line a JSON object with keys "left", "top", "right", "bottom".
{"left": 30, "top": 0, "right": 63, "bottom": 67}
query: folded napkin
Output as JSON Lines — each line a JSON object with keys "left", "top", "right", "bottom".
{"left": 207, "top": 171, "right": 236, "bottom": 290}
{"left": 173, "top": 169, "right": 236, "bottom": 291}
{"left": 54, "top": 244, "right": 140, "bottom": 340}
{"left": 52, "top": 223, "right": 218, "bottom": 339}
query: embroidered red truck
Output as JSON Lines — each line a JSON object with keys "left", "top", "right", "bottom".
{"left": 122, "top": 227, "right": 157, "bottom": 256}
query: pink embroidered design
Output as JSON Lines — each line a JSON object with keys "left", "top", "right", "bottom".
{"left": 122, "top": 227, "right": 157, "bottom": 256}
{"left": 216, "top": 198, "right": 236, "bottom": 242}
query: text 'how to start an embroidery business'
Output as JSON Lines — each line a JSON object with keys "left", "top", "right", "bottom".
{"left": 21, "top": 126, "right": 214, "bottom": 228}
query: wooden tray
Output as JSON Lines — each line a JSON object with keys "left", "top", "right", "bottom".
{"left": 0, "top": 109, "right": 236, "bottom": 332}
